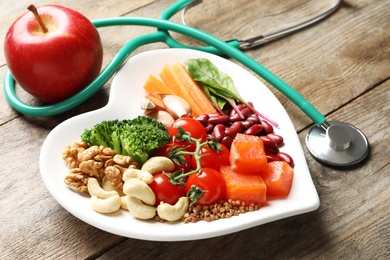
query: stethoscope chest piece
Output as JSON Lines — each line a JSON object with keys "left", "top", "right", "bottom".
{"left": 306, "top": 121, "right": 369, "bottom": 167}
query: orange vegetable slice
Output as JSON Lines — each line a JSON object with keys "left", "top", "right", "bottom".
{"left": 145, "top": 93, "right": 166, "bottom": 111}
{"left": 221, "top": 165, "right": 267, "bottom": 206}
{"left": 230, "top": 133, "right": 268, "bottom": 173}
{"left": 143, "top": 74, "right": 175, "bottom": 95}
{"left": 260, "top": 161, "right": 294, "bottom": 197}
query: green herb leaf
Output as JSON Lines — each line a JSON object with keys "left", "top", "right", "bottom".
{"left": 185, "top": 58, "right": 243, "bottom": 110}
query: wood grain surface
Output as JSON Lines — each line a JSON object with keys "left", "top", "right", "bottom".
{"left": 1, "top": 0, "right": 389, "bottom": 259}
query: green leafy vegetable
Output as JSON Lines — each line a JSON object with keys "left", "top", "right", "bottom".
{"left": 81, "top": 116, "right": 170, "bottom": 166}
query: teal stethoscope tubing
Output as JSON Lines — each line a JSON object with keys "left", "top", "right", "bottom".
{"left": 3, "top": 0, "right": 326, "bottom": 126}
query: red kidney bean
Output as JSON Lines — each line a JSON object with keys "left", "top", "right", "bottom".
{"left": 246, "top": 115, "right": 261, "bottom": 124}
{"left": 276, "top": 152, "right": 294, "bottom": 167}
{"left": 244, "top": 124, "right": 263, "bottom": 135}
{"left": 229, "top": 113, "right": 242, "bottom": 122}
{"left": 212, "top": 124, "right": 226, "bottom": 143}
{"left": 208, "top": 114, "right": 230, "bottom": 125}
{"left": 261, "top": 120, "right": 274, "bottom": 134}
{"left": 221, "top": 136, "right": 233, "bottom": 150}
{"left": 193, "top": 114, "right": 209, "bottom": 126}
{"left": 241, "top": 120, "right": 254, "bottom": 129}
{"left": 225, "top": 121, "right": 244, "bottom": 138}
{"left": 267, "top": 133, "right": 284, "bottom": 145}
{"left": 239, "top": 107, "right": 251, "bottom": 118}
{"left": 264, "top": 146, "right": 279, "bottom": 155}
{"left": 266, "top": 154, "right": 279, "bottom": 163}
{"left": 204, "top": 123, "right": 214, "bottom": 133}
{"left": 260, "top": 135, "right": 278, "bottom": 147}
{"left": 208, "top": 113, "right": 222, "bottom": 117}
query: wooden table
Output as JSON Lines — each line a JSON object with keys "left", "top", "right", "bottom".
{"left": 1, "top": 0, "right": 389, "bottom": 259}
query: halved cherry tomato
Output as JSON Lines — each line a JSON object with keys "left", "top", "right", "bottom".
{"left": 148, "top": 172, "right": 186, "bottom": 206}
{"left": 154, "top": 143, "right": 192, "bottom": 172}
{"left": 191, "top": 143, "right": 230, "bottom": 171}
{"left": 168, "top": 117, "right": 207, "bottom": 151}
{"left": 185, "top": 168, "right": 226, "bottom": 206}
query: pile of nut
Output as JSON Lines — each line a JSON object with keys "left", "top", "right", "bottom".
{"left": 63, "top": 141, "right": 189, "bottom": 222}
{"left": 63, "top": 141, "right": 262, "bottom": 223}
{"left": 63, "top": 141, "right": 137, "bottom": 192}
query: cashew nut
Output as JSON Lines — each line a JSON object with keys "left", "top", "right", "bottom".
{"left": 122, "top": 168, "right": 154, "bottom": 184}
{"left": 87, "top": 178, "right": 118, "bottom": 199}
{"left": 157, "top": 197, "right": 189, "bottom": 222}
{"left": 90, "top": 195, "right": 121, "bottom": 213}
{"left": 101, "top": 177, "right": 125, "bottom": 196}
{"left": 120, "top": 196, "right": 128, "bottom": 210}
{"left": 126, "top": 196, "right": 156, "bottom": 219}
{"left": 101, "top": 177, "right": 115, "bottom": 191}
{"left": 123, "top": 178, "right": 155, "bottom": 206}
{"left": 141, "top": 156, "right": 175, "bottom": 174}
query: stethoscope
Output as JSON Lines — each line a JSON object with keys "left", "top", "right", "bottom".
{"left": 3, "top": 0, "right": 369, "bottom": 167}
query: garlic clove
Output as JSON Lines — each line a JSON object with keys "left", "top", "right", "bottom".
{"left": 162, "top": 95, "right": 192, "bottom": 119}
{"left": 140, "top": 98, "right": 156, "bottom": 110}
{"left": 146, "top": 110, "right": 175, "bottom": 128}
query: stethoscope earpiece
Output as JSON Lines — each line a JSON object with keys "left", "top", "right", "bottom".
{"left": 306, "top": 121, "right": 369, "bottom": 167}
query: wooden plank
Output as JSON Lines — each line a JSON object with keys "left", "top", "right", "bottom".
{"left": 0, "top": 0, "right": 389, "bottom": 258}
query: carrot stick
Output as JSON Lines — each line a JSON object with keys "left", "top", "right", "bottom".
{"left": 145, "top": 93, "right": 166, "bottom": 111}
{"left": 159, "top": 63, "right": 205, "bottom": 116}
{"left": 143, "top": 74, "right": 175, "bottom": 95}
{"left": 171, "top": 62, "right": 216, "bottom": 115}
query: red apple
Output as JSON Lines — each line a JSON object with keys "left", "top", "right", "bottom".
{"left": 4, "top": 5, "right": 103, "bottom": 103}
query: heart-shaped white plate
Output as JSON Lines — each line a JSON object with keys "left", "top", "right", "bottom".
{"left": 40, "top": 49, "right": 319, "bottom": 241}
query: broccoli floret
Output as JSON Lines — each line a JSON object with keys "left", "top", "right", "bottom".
{"left": 81, "top": 116, "right": 170, "bottom": 166}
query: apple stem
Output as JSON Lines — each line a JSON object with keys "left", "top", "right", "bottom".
{"left": 27, "top": 4, "right": 48, "bottom": 33}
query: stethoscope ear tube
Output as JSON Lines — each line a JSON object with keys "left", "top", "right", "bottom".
{"left": 181, "top": 0, "right": 342, "bottom": 49}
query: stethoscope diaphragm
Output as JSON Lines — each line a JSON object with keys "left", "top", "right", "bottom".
{"left": 306, "top": 121, "right": 369, "bottom": 167}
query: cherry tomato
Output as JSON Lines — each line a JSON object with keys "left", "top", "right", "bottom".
{"left": 168, "top": 117, "right": 207, "bottom": 151}
{"left": 185, "top": 168, "right": 226, "bottom": 206}
{"left": 148, "top": 172, "right": 186, "bottom": 206}
{"left": 191, "top": 143, "right": 230, "bottom": 171}
{"left": 154, "top": 143, "right": 192, "bottom": 172}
